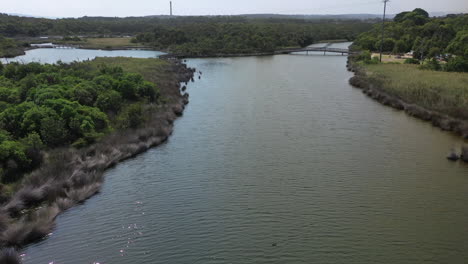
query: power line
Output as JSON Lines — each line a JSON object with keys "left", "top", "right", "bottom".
{"left": 380, "top": 0, "right": 389, "bottom": 62}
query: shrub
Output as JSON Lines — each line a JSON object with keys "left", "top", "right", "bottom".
{"left": 419, "top": 58, "right": 441, "bottom": 71}
{"left": 356, "top": 50, "right": 372, "bottom": 63}
{"left": 40, "top": 116, "right": 67, "bottom": 147}
{"left": 404, "top": 58, "right": 420, "bottom": 64}
{"left": 117, "top": 103, "right": 144, "bottom": 129}
{"left": 95, "top": 90, "right": 122, "bottom": 113}
{"left": 445, "top": 57, "right": 468, "bottom": 72}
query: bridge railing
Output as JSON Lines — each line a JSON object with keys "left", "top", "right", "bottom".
{"left": 276, "top": 47, "right": 356, "bottom": 55}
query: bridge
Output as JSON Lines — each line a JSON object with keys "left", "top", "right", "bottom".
{"left": 159, "top": 43, "right": 357, "bottom": 59}
{"left": 30, "top": 43, "right": 81, "bottom": 49}
{"left": 275, "top": 47, "right": 356, "bottom": 56}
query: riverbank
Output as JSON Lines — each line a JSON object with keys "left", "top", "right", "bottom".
{"left": 0, "top": 38, "right": 25, "bottom": 58}
{"left": 0, "top": 47, "right": 25, "bottom": 58}
{"left": 0, "top": 57, "right": 195, "bottom": 260}
{"left": 347, "top": 58, "right": 468, "bottom": 140}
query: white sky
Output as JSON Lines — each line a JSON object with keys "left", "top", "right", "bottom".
{"left": 1, "top": 0, "right": 467, "bottom": 18}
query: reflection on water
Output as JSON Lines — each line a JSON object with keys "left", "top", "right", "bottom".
{"left": 16, "top": 45, "right": 468, "bottom": 264}
{"left": 1, "top": 48, "right": 164, "bottom": 64}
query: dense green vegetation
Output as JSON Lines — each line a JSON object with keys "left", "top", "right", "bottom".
{"left": 131, "top": 21, "right": 373, "bottom": 55}
{"left": 0, "top": 60, "right": 161, "bottom": 184}
{"left": 0, "top": 14, "right": 374, "bottom": 56}
{"left": 57, "top": 37, "right": 147, "bottom": 50}
{"left": 0, "top": 14, "right": 375, "bottom": 37}
{"left": 353, "top": 9, "right": 468, "bottom": 72}
{"left": 0, "top": 36, "right": 23, "bottom": 58}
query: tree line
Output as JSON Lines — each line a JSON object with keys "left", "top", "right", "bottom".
{"left": 131, "top": 21, "right": 373, "bottom": 55}
{"left": 353, "top": 8, "right": 468, "bottom": 72}
{"left": 0, "top": 14, "right": 375, "bottom": 56}
{"left": 0, "top": 35, "right": 24, "bottom": 58}
{"left": 0, "top": 13, "right": 375, "bottom": 37}
{"left": 0, "top": 61, "right": 159, "bottom": 184}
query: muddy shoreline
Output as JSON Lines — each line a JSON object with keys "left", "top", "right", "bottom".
{"left": 347, "top": 59, "right": 468, "bottom": 139}
{"left": 0, "top": 59, "right": 195, "bottom": 262}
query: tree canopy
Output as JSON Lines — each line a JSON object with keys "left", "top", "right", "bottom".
{"left": 353, "top": 9, "right": 468, "bottom": 72}
{"left": 131, "top": 20, "right": 373, "bottom": 56}
{"left": 0, "top": 61, "right": 160, "bottom": 183}
{"left": 0, "top": 14, "right": 374, "bottom": 56}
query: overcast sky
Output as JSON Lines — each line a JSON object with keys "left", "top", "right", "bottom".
{"left": 2, "top": 0, "right": 467, "bottom": 18}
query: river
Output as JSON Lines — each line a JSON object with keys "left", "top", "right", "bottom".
{"left": 5, "top": 44, "right": 468, "bottom": 263}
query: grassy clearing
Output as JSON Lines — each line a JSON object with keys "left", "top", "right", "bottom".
{"left": 364, "top": 64, "right": 468, "bottom": 119}
{"left": 370, "top": 53, "right": 407, "bottom": 63}
{"left": 59, "top": 37, "right": 148, "bottom": 49}
{"left": 88, "top": 57, "right": 168, "bottom": 80}
{"left": 85, "top": 37, "right": 144, "bottom": 48}
{"left": 85, "top": 57, "right": 177, "bottom": 96}
{"left": 85, "top": 56, "right": 192, "bottom": 107}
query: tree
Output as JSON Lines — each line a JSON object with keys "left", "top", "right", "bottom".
{"left": 70, "top": 82, "right": 98, "bottom": 106}
{"left": 40, "top": 115, "right": 67, "bottom": 147}
{"left": 355, "top": 35, "right": 377, "bottom": 51}
{"left": 427, "top": 47, "right": 441, "bottom": 58}
{"left": 412, "top": 8, "right": 429, "bottom": 18}
{"left": 375, "top": 38, "right": 396, "bottom": 52}
{"left": 21, "top": 106, "right": 54, "bottom": 134}
{"left": 394, "top": 12, "right": 410, "bottom": 23}
{"left": 95, "top": 90, "right": 122, "bottom": 113}
{"left": 445, "top": 57, "right": 468, "bottom": 72}
{"left": 118, "top": 103, "right": 144, "bottom": 129}
{"left": 393, "top": 40, "right": 409, "bottom": 54}
{"left": 446, "top": 30, "right": 468, "bottom": 57}
{"left": 298, "top": 35, "right": 315, "bottom": 48}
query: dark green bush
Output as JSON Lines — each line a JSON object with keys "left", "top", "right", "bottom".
{"left": 419, "top": 58, "right": 442, "bottom": 71}
{"left": 445, "top": 57, "right": 468, "bottom": 72}
{"left": 0, "top": 61, "right": 158, "bottom": 183}
{"left": 404, "top": 58, "right": 420, "bottom": 64}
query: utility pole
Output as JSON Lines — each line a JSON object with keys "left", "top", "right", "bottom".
{"left": 380, "top": 0, "right": 389, "bottom": 62}
{"left": 170, "top": 1, "right": 173, "bottom": 16}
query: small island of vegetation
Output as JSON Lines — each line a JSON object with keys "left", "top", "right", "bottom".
{"left": 0, "top": 57, "right": 194, "bottom": 255}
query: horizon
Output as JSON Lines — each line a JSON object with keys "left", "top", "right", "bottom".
{"left": 2, "top": 0, "right": 467, "bottom": 18}
{"left": 3, "top": 11, "right": 461, "bottom": 20}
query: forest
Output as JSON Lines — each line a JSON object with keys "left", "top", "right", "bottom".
{"left": 0, "top": 61, "right": 160, "bottom": 187}
{"left": 0, "top": 14, "right": 375, "bottom": 56}
{"left": 0, "top": 14, "right": 376, "bottom": 37}
{"left": 353, "top": 9, "right": 468, "bottom": 72}
{"left": 130, "top": 20, "right": 373, "bottom": 55}
{"left": 0, "top": 36, "right": 24, "bottom": 58}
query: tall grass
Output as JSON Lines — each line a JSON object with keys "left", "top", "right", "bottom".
{"left": 364, "top": 64, "right": 468, "bottom": 120}
{"left": 0, "top": 248, "right": 20, "bottom": 264}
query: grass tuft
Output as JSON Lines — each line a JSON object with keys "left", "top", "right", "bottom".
{"left": 0, "top": 248, "right": 20, "bottom": 264}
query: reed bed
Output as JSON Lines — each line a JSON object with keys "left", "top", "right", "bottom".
{"left": 364, "top": 64, "right": 468, "bottom": 120}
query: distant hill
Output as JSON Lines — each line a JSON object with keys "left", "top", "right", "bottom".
{"left": 5, "top": 13, "right": 58, "bottom": 19}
